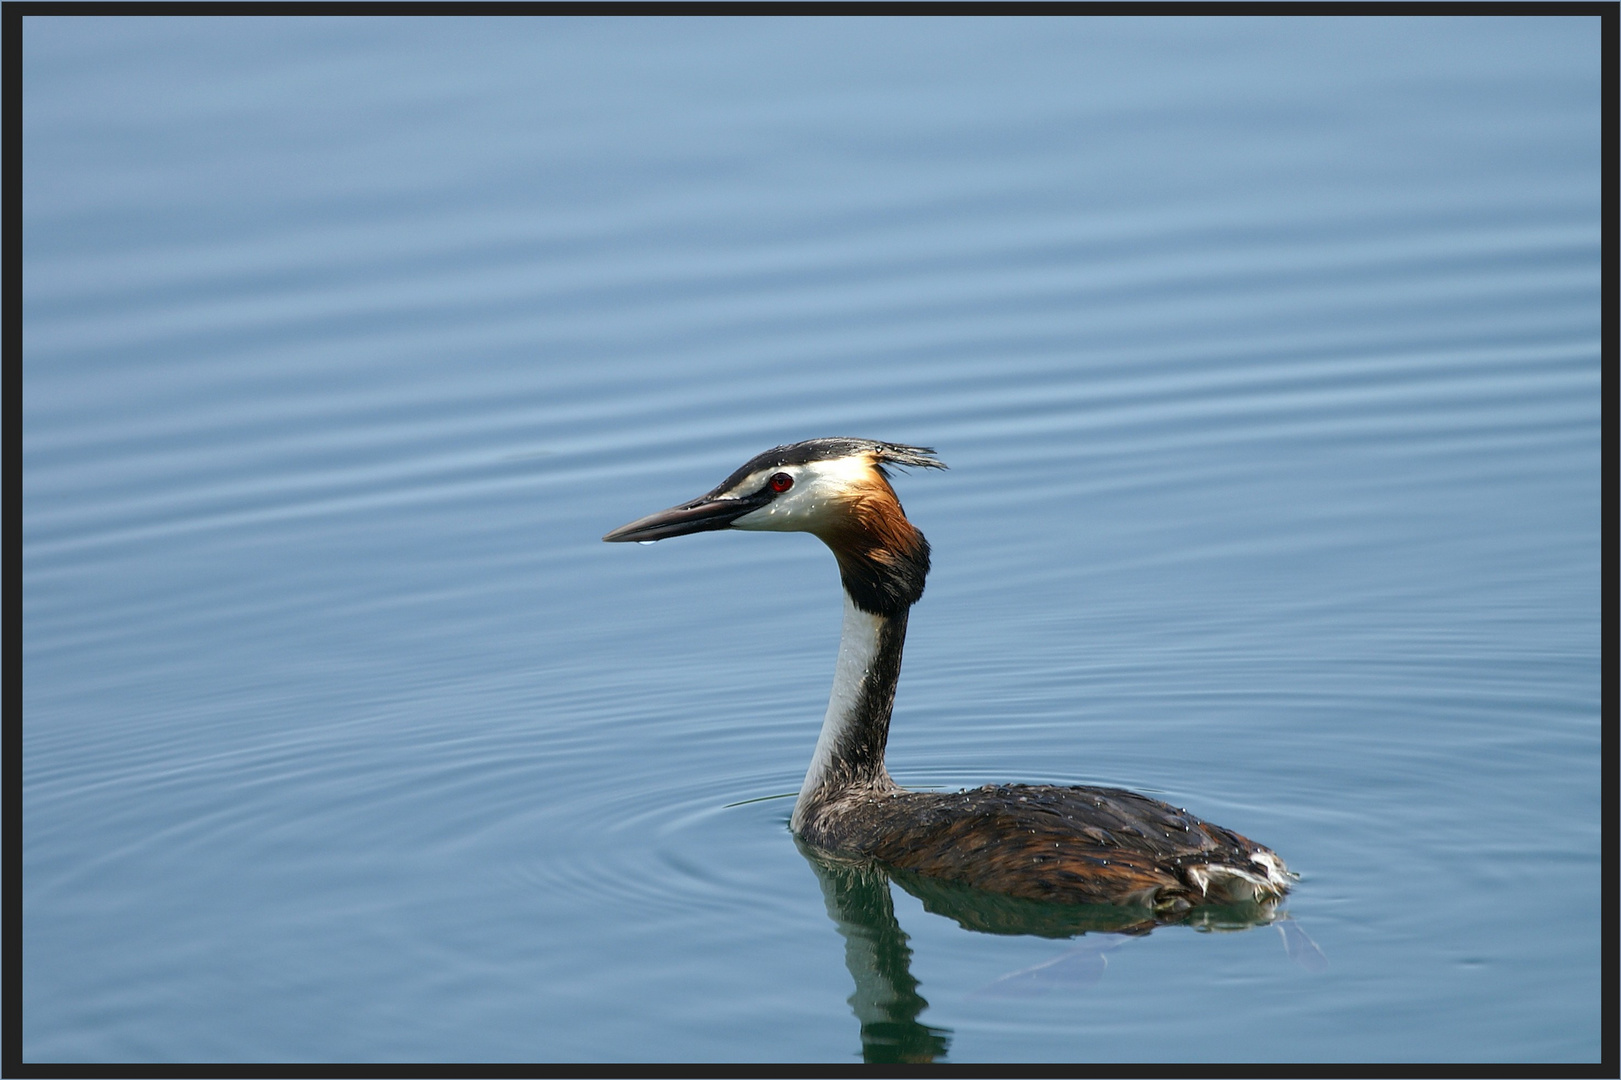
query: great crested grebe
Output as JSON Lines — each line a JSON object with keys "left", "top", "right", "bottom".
{"left": 604, "top": 438, "right": 1293, "bottom": 912}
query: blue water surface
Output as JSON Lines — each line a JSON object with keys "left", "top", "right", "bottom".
{"left": 21, "top": 14, "right": 1601, "bottom": 1064}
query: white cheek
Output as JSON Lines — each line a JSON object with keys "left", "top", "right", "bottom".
{"left": 732, "top": 487, "right": 829, "bottom": 531}
{"left": 728, "top": 457, "right": 868, "bottom": 533}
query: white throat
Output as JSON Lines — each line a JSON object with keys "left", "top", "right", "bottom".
{"left": 791, "top": 592, "right": 886, "bottom": 831}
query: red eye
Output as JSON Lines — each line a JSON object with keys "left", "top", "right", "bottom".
{"left": 769, "top": 472, "right": 794, "bottom": 493}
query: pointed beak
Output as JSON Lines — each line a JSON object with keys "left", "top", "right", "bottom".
{"left": 602, "top": 491, "right": 768, "bottom": 543}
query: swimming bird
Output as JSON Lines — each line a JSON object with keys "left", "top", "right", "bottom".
{"left": 604, "top": 438, "right": 1293, "bottom": 913}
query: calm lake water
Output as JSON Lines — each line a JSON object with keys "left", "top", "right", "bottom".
{"left": 20, "top": 15, "right": 1601, "bottom": 1065}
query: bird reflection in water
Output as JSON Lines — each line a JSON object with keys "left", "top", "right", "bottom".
{"left": 801, "top": 841, "right": 952, "bottom": 1064}
{"left": 799, "top": 840, "right": 1321, "bottom": 1063}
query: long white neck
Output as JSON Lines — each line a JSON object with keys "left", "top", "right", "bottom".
{"left": 791, "top": 592, "right": 903, "bottom": 833}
